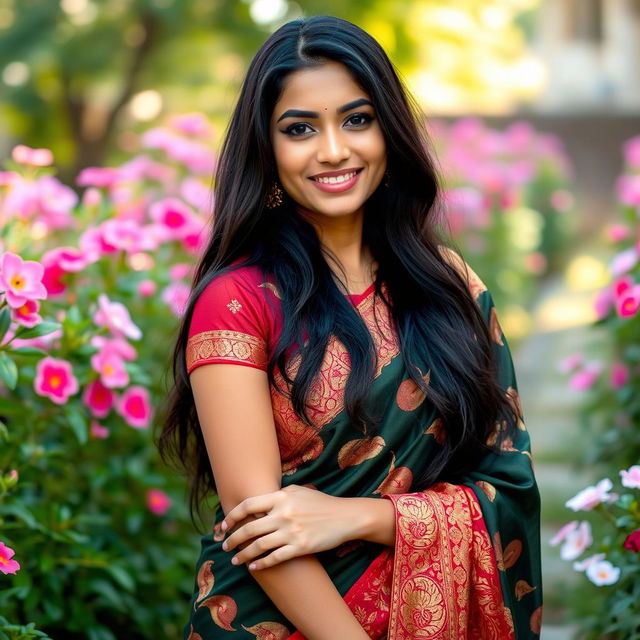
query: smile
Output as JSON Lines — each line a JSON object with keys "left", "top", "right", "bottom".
{"left": 309, "top": 168, "right": 363, "bottom": 193}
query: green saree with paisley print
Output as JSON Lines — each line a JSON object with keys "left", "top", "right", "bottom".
{"left": 182, "top": 253, "right": 542, "bottom": 640}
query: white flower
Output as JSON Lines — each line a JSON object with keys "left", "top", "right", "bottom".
{"left": 585, "top": 559, "right": 621, "bottom": 586}
{"left": 560, "top": 521, "right": 592, "bottom": 561}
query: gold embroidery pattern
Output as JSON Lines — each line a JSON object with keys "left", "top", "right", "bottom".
{"left": 186, "top": 330, "right": 267, "bottom": 371}
{"left": 226, "top": 299, "right": 242, "bottom": 313}
{"left": 384, "top": 483, "right": 515, "bottom": 639}
{"left": 273, "top": 283, "right": 399, "bottom": 475}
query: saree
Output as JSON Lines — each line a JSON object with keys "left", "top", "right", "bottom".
{"left": 183, "top": 251, "right": 542, "bottom": 639}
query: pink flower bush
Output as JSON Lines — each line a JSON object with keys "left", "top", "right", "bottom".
{"left": 34, "top": 357, "right": 79, "bottom": 405}
{"left": 116, "top": 386, "right": 153, "bottom": 429}
{"left": 0, "top": 252, "right": 47, "bottom": 308}
{"left": 0, "top": 542, "right": 20, "bottom": 575}
{"left": 565, "top": 478, "right": 617, "bottom": 511}
{"left": 90, "top": 349, "right": 129, "bottom": 388}
{"left": 147, "top": 488, "right": 171, "bottom": 515}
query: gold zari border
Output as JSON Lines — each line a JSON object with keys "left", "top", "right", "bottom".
{"left": 186, "top": 330, "right": 267, "bottom": 371}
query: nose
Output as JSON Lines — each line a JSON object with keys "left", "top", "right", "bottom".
{"left": 315, "top": 126, "right": 351, "bottom": 165}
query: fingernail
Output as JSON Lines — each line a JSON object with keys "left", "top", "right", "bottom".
{"left": 221, "top": 521, "right": 227, "bottom": 531}
{"left": 222, "top": 541, "right": 228, "bottom": 550}
{"left": 248, "top": 563, "right": 257, "bottom": 570}
{"left": 231, "top": 557, "right": 238, "bottom": 565}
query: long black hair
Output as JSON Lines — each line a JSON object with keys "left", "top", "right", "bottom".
{"left": 157, "top": 15, "right": 519, "bottom": 526}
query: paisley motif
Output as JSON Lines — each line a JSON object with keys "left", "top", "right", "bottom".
{"left": 198, "top": 594, "right": 238, "bottom": 631}
{"left": 241, "top": 621, "right": 291, "bottom": 639}
{"left": 194, "top": 560, "right": 214, "bottom": 608}
{"left": 337, "top": 435, "right": 386, "bottom": 468}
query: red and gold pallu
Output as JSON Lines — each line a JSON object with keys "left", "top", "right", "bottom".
{"left": 183, "top": 256, "right": 542, "bottom": 640}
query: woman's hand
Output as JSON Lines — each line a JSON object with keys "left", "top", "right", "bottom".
{"left": 220, "top": 484, "right": 358, "bottom": 571}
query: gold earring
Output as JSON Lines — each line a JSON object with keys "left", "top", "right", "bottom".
{"left": 266, "top": 181, "right": 284, "bottom": 209}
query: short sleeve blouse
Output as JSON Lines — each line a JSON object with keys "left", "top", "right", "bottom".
{"left": 186, "top": 263, "right": 280, "bottom": 374}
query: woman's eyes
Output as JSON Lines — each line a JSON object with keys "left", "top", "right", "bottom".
{"left": 283, "top": 113, "right": 374, "bottom": 137}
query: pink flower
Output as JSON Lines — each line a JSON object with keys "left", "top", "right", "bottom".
{"left": 612, "top": 275, "right": 635, "bottom": 298}
{"left": 0, "top": 252, "right": 47, "bottom": 308}
{"left": 169, "top": 263, "right": 192, "bottom": 280}
{"left": 616, "top": 174, "right": 640, "bottom": 206}
{"left": 593, "top": 288, "right": 613, "bottom": 319}
{"left": 82, "top": 187, "right": 102, "bottom": 208}
{"left": 82, "top": 379, "right": 115, "bottom": 418}
{"left": 161, "top": 281, "right": 190, "bottom": 316}
{"left": 180, "top": 176, "right": 211, "bottom": 211}
{"left": 11, "top": 144, "right": 53, "bottom": 167}
{"left": 79, "top": 226, "right": 118, "bottom": 257}
{"left": 116, "top": 385, "right": 153, "bottom": 429}
{"left": 586, "top": 559, "right": 620, "bottom": 586}
{"left": 90, "top": 349, "right": 129, "bottom": 389}
{"left": 90, "top": 421, "right": 110, "bottom": 439}
{"left": 605, "top": 223, "right": 630, "bottom": 243}
{"left": 147, "top": 488, "right": 171, "bottom": 515}
{"left": 610, "top": 362, "right": 629, "bottom": 389}
{"left": 90, "top": 335, "right": 137, "bottom": 361}
{"left": 93, "top": 294, "right": 142, "bottom": 340}
{"left": 34, "top": 356, "right": 79, "bottom": 405}
{"left": 149, "top": 198, "right": 199, "bottom": 240}
{"left": 101, "top": 218, "right": 156, "bottom": 253}
{"left": 609, "top": 247, "right": 639, "bottom": 277}
{"left": 549, "top": 520, "right": 579, "bottom": 546}
{"left": 557, "top": 353, "right": 583, "bottom": 374}
{"left": 169, "top": 112, "right": 213, "bottom": 137}
{"left": 0, "top": 541, "right": 20, "bottom": 575}
{"left": 566, "top": 478, "right": 616, "bottom": 511}
{"left": 559, "top": 521, "right": 592, "bottom": 561}
{"left": 620, "top": 465, "right": 640, "bottom": 489}
{"left": 76, "top": 166, "right": 121, "bottom": 189}
{"left": 622, "top": 135, "right": 640, "bottom": 168}
{"left": 138, "top": 279, "right": 157, "bottom": 297}
{"left": 11, "top": 299, "right": 42, "bottom": 328}
{"left": 569, "top": 362, "right": 603, "bottom": 391}
{"left": 33, "top": 176, "right": 78, "bottom": 229}
{"left": 615, "top": 285, "right": 640, "bottom": 317}
{"left": 42, "top": 246, "right": 93, "bottom": 274}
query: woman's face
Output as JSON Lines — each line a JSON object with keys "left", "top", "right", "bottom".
{"left": 269, "top": 60, "right": 387, "bottom": 222}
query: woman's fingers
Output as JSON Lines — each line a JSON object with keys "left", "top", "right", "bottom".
{"left": 223, "top": 515, "right": 275, "bottom": 551}
{"left": 229, "top": 531, "right": 285, "bottom": 566}
{"left": 222, "top": 492, "right": 279, "bottom": 531}
{"left": 247, "top": 545, "right": 298, "bottom": 571}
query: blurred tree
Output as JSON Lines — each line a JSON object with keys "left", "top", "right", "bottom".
{"left": 0, "top": 0, "right": 540, "bottom": 180}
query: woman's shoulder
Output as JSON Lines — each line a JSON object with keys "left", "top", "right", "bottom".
{"left": 197, "top": 258, "right": 281, "bottom": 306}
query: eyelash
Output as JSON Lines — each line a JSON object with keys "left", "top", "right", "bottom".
{"left": 283, "top": 113, "right": 374, "bottom": 137}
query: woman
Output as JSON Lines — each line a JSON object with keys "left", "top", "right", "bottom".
{"left": 159, "top": 14, "right": 542, "bottom": 640}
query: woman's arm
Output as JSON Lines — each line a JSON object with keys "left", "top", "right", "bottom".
{"left": 190, "top": 363, "right": 370, "bottom": 640}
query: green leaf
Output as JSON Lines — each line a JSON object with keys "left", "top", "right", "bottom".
{"left": 0, "top": 421, "right": 8, "bottom": 441}
{"left": 104, "top": 564, "right": 136, "bottom": 592}
{"left": 0, "top": 308, "right": 10, "bottom": 341}
{"left": 65, "top": 408, "right": 88, "bottom": 445}
{"left": 0, "top": 352, "right": 18, "bottom": 390}
{"left": 14, "top": 321, "right": 61, "bottom": 340}
{"left": 9, "top": 346, "right": 48, "bottom": 358}
{"left": 0, "top": 504, "right": 41, "bottom": 530}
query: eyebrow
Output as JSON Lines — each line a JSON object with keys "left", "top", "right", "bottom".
{"left": 276, "top": 98, "right": 374, "bottom": 123}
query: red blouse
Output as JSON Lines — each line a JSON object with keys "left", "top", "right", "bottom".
{"left": 186, "top": 262, "right": 375, "bottom": 375}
